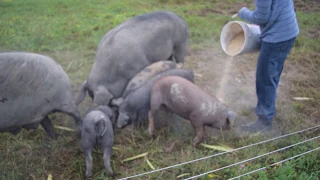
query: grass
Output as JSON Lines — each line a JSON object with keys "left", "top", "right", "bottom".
{"left": 1, "top": 0, "right": 320, "bottom": 179}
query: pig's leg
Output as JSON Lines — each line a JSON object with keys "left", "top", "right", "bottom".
{"left": 82, "top": 133, "right": 95, "bottom": 177}
{"left": 190, "top": 113, "right": 204, "bottom": 146}
{"left": 102, "top": 147, "right": 113, "bottom": 175}
{"left": 137, "top": 109, "right": 149, "bottom": 128}
{"left": 59, "top": 102, "right": 83, "bottom": 126}
{"left": 167, "top": 54, "right": 174, "bottom": 61}
{"left": 192, "top": 124, "right": 204, "bottom": 146}
{"left": 41, "top": 116, "right": 56, "bottom": 139}
{"left": 148, "top": 110, "right": 156, "bottom": 137}
{"left": 134, "top": 112, "right": 142, "bottom": 128}
{"left": 160, "top": 105, "right": 174, "bottom": 117}
{"left": 59, "top": 104, "right": 83, "bottom": 138}
{"left": 64, "top": 108, "right": 82, "bottom": 126}
{"left": 84, "top": 148, "right": 93, "bottom": 177}
{"left": 173, "top": 42, "right": 187, "bottom": 64}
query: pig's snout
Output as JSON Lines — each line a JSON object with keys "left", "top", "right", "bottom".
{"left": 116, "top": 113, "right": 129, "bottom": 129}
{"left": 227, "top": 110, "right": 236, "bottom": 129}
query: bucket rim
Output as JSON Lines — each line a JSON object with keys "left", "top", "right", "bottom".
{"left": 220, "top": 21, "right": 247, "bottom": 56}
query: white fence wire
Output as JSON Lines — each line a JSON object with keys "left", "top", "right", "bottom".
{"left": 118, "top": 125, "right": 320, "bottom": 180}
{"left": 183, "top": 135, "right": 320, "bottom": 180}
{"left": 228, "top": 146, "right": 320, "bottom": 180}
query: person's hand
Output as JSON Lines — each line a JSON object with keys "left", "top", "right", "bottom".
{"left": 238, "top": 7, "right": 247, "bottom": 14}
{"left": 238, "top": 7, "right": 249, "bottom": 19}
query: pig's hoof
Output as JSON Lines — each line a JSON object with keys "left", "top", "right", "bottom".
{"left": 85, "top": 176, "right": 93, "bottom": 180}
{"left": 48, "top": 133, "right": 58, "bottom": 140}
{"left": 192, "top": 138, "right": 201, "bottom": 147}
{"left": 106, "top": 170, "right": 114, "bottom": 176}
{"left": 75, "top": 129, "right": 82, "bottom": 139}
{"left": 192, "top": 141, "right": 199, "bottom": 147}
{"left": 152, "top": 134, "right": 157, "bottom": 140}
{"left": 148, "top": 128, "right": 154, "bottom": 137}
{"left": 85, "top": 172, "right": 92, "bottom": 177}
{"left": 147, "top": 131, "right": 156, "bottom": 140}
{"left": 148, "top": 133, "right": 156, "bottom": 140}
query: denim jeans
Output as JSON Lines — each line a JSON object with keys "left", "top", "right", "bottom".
{"left": 255, "top": 37, "right": 296, "bottom": 124}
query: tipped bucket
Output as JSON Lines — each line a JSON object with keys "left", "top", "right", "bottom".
{"left": 220, "top": 21, "right": 261, "bottom": 56}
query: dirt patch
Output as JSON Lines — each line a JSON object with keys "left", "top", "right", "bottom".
{"left": 198, "top": 8, "right": 225, "bottom": 16}
{"left": 294, "top": 0, "right": 320, "bottom": 13}
{"left": 302, "top": 27, "right": 320, "bottom": 39}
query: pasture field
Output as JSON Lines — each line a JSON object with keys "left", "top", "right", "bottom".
{"left": 0, "top": 0, "right": 319, "bottom": 179}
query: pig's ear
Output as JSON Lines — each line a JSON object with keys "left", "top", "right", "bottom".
{"left": 227, "top": 111, "right": 236, "bottom": 126}
{"left": 111, "top": 97, "right": 124, "bottom": 107}
{"left": 93, "top": 86, "right": 113, "bottom": 106}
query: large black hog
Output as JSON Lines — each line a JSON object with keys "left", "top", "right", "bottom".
{"left": 116, "top": 69, "right": 195, "bottom": 129}
{"left": 75, "top": 11, "right": 189, "bottom": 107}
{"left": 0, "top": 52, "right": 82, "bottom": 138}
{"left": 148, "top": 76, "right": 236, "bottom": 146}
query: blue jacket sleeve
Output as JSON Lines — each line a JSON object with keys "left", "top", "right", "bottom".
{"left": 238, "top": 0, "right": 273, "bottom": 25}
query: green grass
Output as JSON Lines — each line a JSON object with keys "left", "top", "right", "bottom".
{"left": 1, "top": 0, "right": 320, "bottom": 179}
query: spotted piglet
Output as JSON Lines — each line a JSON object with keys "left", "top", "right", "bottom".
{"left": 81, "top": 106, "right": 115, "bottom": 177}
{"left": 148, "top": 76, "right": 236, "bottom": 146}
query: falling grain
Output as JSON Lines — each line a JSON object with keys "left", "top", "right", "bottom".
{"left": 226, "top": 32, "right": 245, "bottom": 56}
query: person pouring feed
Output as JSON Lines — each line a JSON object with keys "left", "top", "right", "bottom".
{"left": 237, "top": 0, "right": 299, "bottom": 132}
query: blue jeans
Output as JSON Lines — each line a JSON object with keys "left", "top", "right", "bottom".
{"left": 255, "top": 37, "right": 296, "bottom": 124}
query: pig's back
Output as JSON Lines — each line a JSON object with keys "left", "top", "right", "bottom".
{"left": 154, "top": 76, "right": 229, "bottom": 123}
{"left": 159, "top": 76, "right": 207, "bottom": 102}
{"left": 0, "top": 52, "right": 71, "bottom": 130}
{"left": 152, "top": 76, "right": 204, "bottom": 119}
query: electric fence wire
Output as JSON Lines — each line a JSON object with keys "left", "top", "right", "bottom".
{"left": 228, "top": 146, "right": 320, "bottom": 180}
{"left": 119, "top": 124, "right": 320, "bottom": 180}
{"left": 183, "top": 135, "right": 320, "bottom": 180}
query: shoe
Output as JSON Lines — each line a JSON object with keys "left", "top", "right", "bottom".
{"left": 240, "top": 119, "right": 272, "bottom": 133}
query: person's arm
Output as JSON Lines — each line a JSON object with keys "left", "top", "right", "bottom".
{"left": 238, "top": 0, "right": 273, "bottom": 25}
